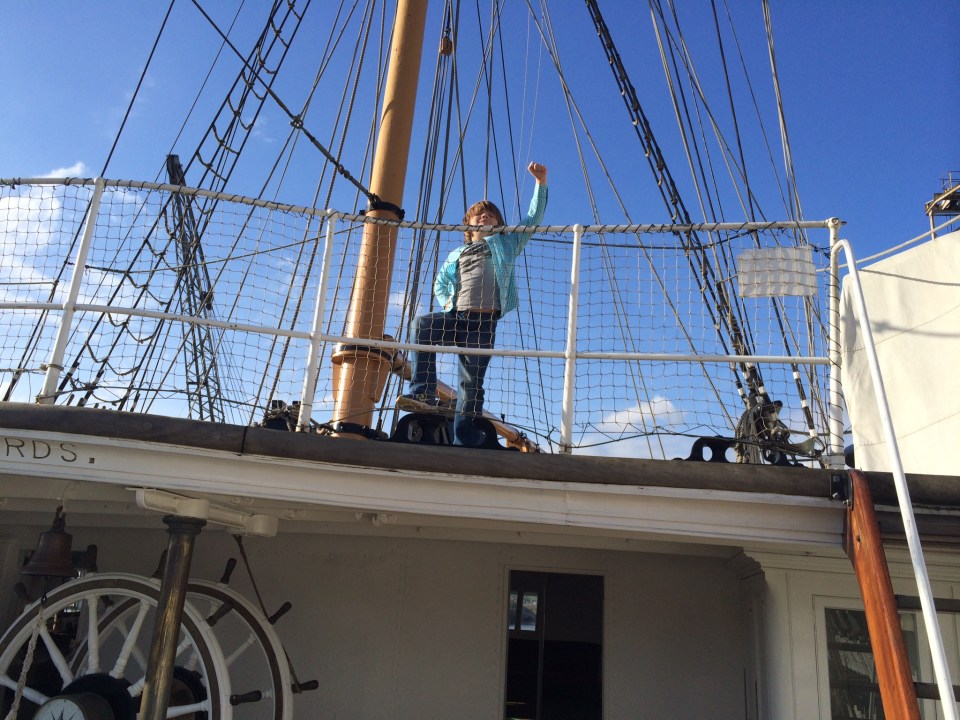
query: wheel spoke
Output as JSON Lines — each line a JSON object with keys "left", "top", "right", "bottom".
{"left": 111, "top": 599, "right": 151, "bottom": 678}
{"left": 0, "top": 572, "right": 303, "bottom": 720}
{"left": 224, "top": 633, "right": 257, "bottom": 668}
{"left": 166, "top": 699, "right": 212, "bottom": 718}
{"left": 181, "top": 642, "right": 201, "bottom": 672}
{"left": 128, "top": 636, "right": 195, "bottom": 698}
{"left": 0, "top": 673, "right": 49, "bottom": 705}
{"left": 86, "top": 591, "right": 101, "bottom": 673}
{"left": 39, "top": 622, "right": 73, "bottom": 687}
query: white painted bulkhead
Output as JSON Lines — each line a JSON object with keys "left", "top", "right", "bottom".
{"left": 1, "top": 418, "right": 959, "bottom": 718}
{"left": 6, "top": 513, "right": 960, "bottom": 719}
{"left": 753, "top": 546, "right": 960, "bottom": 720}
{"left": 2, "top": 519, "right": 750, "bottom": 718}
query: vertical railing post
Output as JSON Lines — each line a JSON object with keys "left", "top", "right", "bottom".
{"left": 38, "top": 177, "right": 105, "bottom": 404}
{"left": 559, "top": 224, "right": 584, "bottom": 454}
{"left": 827, "top": 217, "right": 845, "bottom": 467}
{"left": 297, "top": 210, "right": 338, "bottom": 430}
{"left": 833, "top": 238, "right": 958, "bottom": 720}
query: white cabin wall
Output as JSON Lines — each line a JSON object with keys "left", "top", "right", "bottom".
{"left": 602, "top": 549, "right": 746, "bottom": 718}
{"left": 0, "top": 519, "right": 750, "bottom": 719}
{"left": 748, "top": 546, "right": 960, "bottom": 720}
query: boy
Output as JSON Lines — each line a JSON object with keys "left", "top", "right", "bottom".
{"left": 400, "top": 162, "right": 548, "bottom": 446}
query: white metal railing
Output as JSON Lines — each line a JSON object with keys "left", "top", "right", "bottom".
{"left": 1, "top": 177, "right": 839, "bottom": 456}
{"left": 831, "top": 238, "right": 958, "bottom": 717}
{"left": 3, "top": 177, "right": 955, "bottom": 707}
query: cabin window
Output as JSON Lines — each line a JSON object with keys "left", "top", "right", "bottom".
{"left": 824, "top": 607, "right": 923, "bottom": 719}
{"left": 504, "top": 570, "right": 603, "bottom": 720}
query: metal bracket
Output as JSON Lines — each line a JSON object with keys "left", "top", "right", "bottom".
{"left": 134, "top": 488, "right": 278, "bottom": 537}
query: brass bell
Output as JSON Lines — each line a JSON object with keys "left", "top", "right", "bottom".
{"left": 22, "top": 506, "right": 76, "bottom": 578}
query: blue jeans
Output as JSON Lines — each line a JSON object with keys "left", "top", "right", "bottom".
{"left": 408, "top": 310, "right": 498, "bottom": 446}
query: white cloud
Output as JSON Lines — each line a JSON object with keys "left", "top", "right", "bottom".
{"left": 570, "top": 396, "right": 691, "bottom": 459}
{"left": 105, "top": 186, "right": 146, "bottom": 206}
{"left": 250, "top": 115, "right": 274, "bottom": 144}
{"left": 574, "top": 430, "right": 694, "bottom": 461}
{"left": 387, "top": 290, "right": 420, "bottom": 336}
{"left": 0, "top": 191, "right": 61, "bottom": 244}
{"left": 46, "top": 162, "right": 87, "bottom": 178}
{"left": 595, "top": 396, "right": 685, "bottom": 432}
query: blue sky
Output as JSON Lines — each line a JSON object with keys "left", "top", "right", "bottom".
{"left": 0, "top": 2, "right": 958, "bottom": 456}
{"left": 2, "top": 1, "right": 958, "bottom": 257}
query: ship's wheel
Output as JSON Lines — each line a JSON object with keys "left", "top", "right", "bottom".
{"left": 0, "top": 572, "right": 292, "bottom": 720}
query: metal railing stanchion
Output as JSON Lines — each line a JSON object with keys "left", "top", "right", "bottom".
{"left": 38, "top": 177, "right": 105, "bottom": 404}
{"left": 833, "top": 238, "right": 958, "bottom": 719}
{"left": 559, "top": 225, "right": 584, "bottom": 454}
{"left": 297, "top": 210, "right": 339, "bottom": 430}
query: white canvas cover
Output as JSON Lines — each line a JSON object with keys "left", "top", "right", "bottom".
{"left": 840, "top": 229, "right": 960, "bottom": 474}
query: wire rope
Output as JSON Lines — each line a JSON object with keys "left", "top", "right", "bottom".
{"left": 650, "top": 0, "right": 827, "bottom": 441}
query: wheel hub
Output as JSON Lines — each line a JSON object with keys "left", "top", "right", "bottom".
{"left": 59, "top": 674, "right": 135, "bottom": 720}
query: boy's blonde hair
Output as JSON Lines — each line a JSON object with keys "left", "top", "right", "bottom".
{"left": 463, "top": 200, "right": 504, "bottom": 241}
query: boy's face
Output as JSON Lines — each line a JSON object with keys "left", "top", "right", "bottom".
{"left": 467, "top": 208, "right": 500, "bottom": 242}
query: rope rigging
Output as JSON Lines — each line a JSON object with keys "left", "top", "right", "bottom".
{"left": 25, "top": 1, "right": 312, "bottom": 415}
{"left": 189, "top": 0, "right": 379, "bottom": 209}
{"left": 25, "top": 0, "right": 380, "bottom": 423}
{"left": 0, "top": 1, "right": 835, "bottom": 462}
{"left": 585, "top": 0, "right": 766, "bottom": 396}
{"left": 584, "top": 0, "right": 829, "bottom": 460}
{"left": 648, "top": 0, "right": 829, "bottom": 444}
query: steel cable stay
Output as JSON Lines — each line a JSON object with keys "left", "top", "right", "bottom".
{"left": 654, "top": 0, "right": 758, "bottom": 371}
{"left": 715, "top": 0, "right": 798, "bottom": 233}
{"left": 534, "top": 1, "right": 666, "bottom": 457}
{"left": 0, "top": 2, "right": 183, "bottom": 404}
{"left": 392, "top": 0, "right": 486, "bottom": 426}
{"left": 711, "top": 0, "right": 827, "bottom": 430}
{"left": 649, "top": 0, "right": 777, "bottom": 447}
{"left": 652, "top": 0, "right": 830, "bottom": 443}
{"left": 1, "top": 3, "right": 838, "bottom": 460}
{"left": 189, "top": 0, "right": 376, "bottom": 206}
{"left": 162, "top": 3, "right": 247, "bottom": 185}
{"left": 502, "top": 1, "right": 577, "bottom": 445}
{"left": 309, "top": 1, "right": 400, "bottom": 430}
{"left": 642, "top": 0, "right": 761, "bottom": 372}
{"left": 258, "top": 0, "right": 389, "bottom": 429}
{"left": 185, "top": 0, "right": 309, "bottom": 196}
{"left": 254, "top": 0, "right": 385, "bottom": 423}
{"left": 458, "top": 1, "right": 573, "bottom": 447}
{"left": 759, "top": 0, "right": 831, "bottom": 437}
{"left": 324, "top": 3, "right": 388, "bottom": 302}
{"left": 47, "top": 1, "right": 390, "bottom": 423}
{"left": 36, "top": 2, "right": 309, "bottom": 417}
{"left": 54, "top": 0, "right": 199, "bottom": 349}
{"left": 254, "top": 0, "right": 385, "bottom": 434}
{"left": 526, "top": 0, "right": 733, "bottom": 453}
{"left": 494, "top": 0, "right": 551, "bottom": 447}
{"left": 393, "top": 0, "right": 565, "bottom": 445}
{"left": 664, "top": 0, "right": 826, "bottom": 450}
{"left": 513, "top": 12, "right": 556, "bottom": 449}
{"left": 762, "top": 0, "right": 804, "bottom": 225}
{"left": 585, "top": 0, "right": 753, "bottom": 408}
{"left": 586, "top": 0, "right": 828, "bottom": 462}
{"left": 394, "top": 0, "right": 463, "bottom": 426}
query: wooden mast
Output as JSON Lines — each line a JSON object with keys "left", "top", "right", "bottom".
{"left": 331, "top": 0, "right": 428, "bottom": 436}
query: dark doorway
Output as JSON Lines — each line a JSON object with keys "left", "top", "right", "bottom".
{"left": 504, "top": 570, "right": 603, "bottom": 719}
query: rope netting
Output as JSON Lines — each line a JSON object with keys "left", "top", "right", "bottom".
{"left": 0, "top": 180, "right": 835, "bottom": 459}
